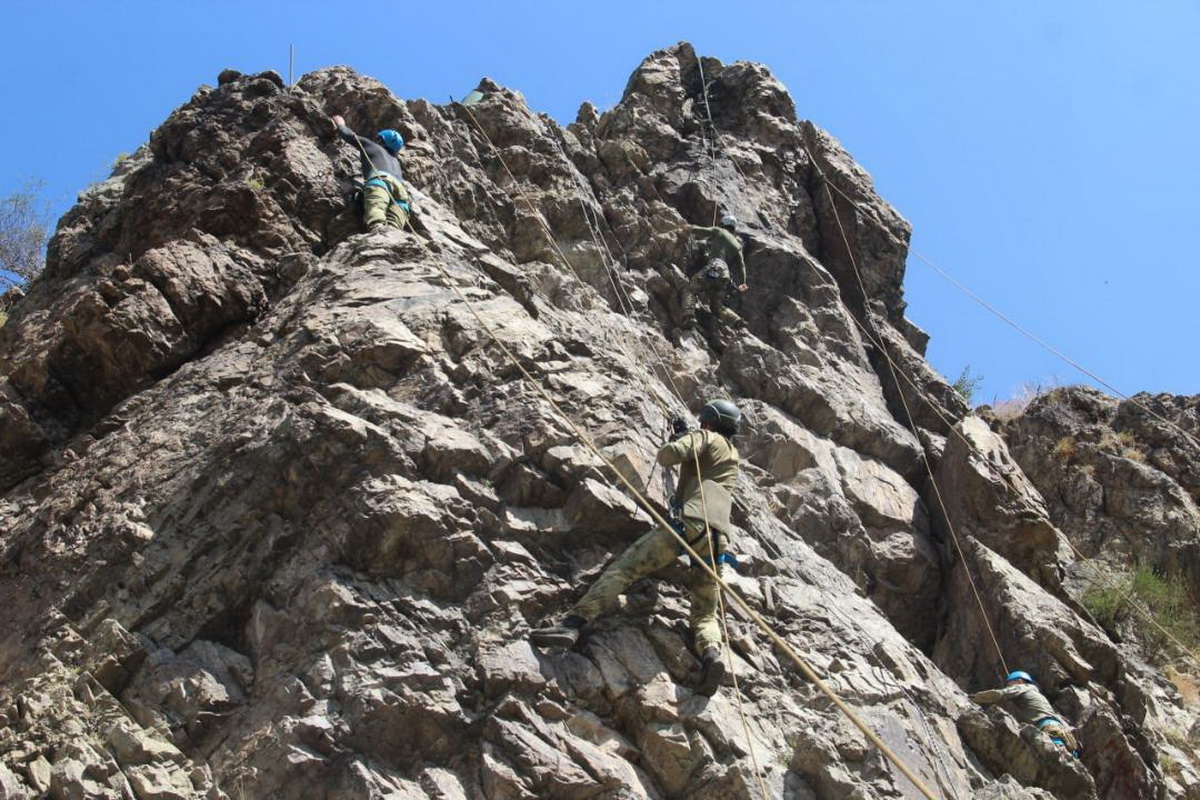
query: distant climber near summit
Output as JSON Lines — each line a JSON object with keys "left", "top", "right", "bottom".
{"left": 332, "top": 114, "right": 411, "bottom": 231}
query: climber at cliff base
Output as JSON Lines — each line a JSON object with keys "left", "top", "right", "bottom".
{"left": 680, "top": 214, "right": 748, "bottom": 349}
{"left": 971, "top": 670, "right": 1081, "bottom": 755}
{"left": 531, "top": 399, "right": 743, "bottom": 698}
{"left": 332, "top": 114, "right": 411, "bottom": 231}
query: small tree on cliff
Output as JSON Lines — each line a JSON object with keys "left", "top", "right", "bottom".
{"left": 0, "top": 179, "right": 51, "bottom": 288}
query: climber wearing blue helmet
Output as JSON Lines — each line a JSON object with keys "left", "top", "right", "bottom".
{"left": 331, "top": 113, "right": 411, "bottom": 231}
{"left": 972, "top": 670, "right": 1081, "bottom": 756}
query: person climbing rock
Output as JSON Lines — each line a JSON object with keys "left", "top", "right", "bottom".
{"left": 680, "top": 215, "right": 748, "bottom": 350}
{"left": 971, "top": 670, "right": 1081, "bottom": 756}
{"left": 531, "top": 399, "right": 743, "bottom": 697}
{"left": 331, "top": 114, "right": 411, "bottom": 231}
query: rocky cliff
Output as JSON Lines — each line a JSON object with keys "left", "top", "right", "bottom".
{"left": 0, "top": 43, "right": 1196, "bottom": 799}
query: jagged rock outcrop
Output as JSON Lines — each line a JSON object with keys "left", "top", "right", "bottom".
{"left": 993, "top": 386, "right": 1200, "bottom": 797}
{"left": 1, "top": 44, "right": 1196, "bottom": 799}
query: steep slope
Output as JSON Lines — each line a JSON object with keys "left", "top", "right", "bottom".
{"left": 0, "top": 44, "right": 1195, "bottom": 799}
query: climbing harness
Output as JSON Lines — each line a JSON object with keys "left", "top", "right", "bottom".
{"left": 363, "top": 175, "right": 411, "bottom": 214}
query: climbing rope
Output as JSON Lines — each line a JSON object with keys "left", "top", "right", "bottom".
{"left": 456, "top": 95, "right": 774, "bottom": 797}
{"left": 803, "top": 144, "right": 1200, "bottom": 671}
{"left": 455, "top": 100, "right": 685, "bottom": 421}
{"left": 356, "top": 93, "right": 941, "bottom": 798}
{"left": 426, "top": 248, "right": 940, "bottom": 799}
{"left": 690, "top": 444, "right": 769, "bottom": 800}
{"left": 810, "top": 149, "right": 1200, "bottom": 455}
{"left": 691, "top": 90, "right": 969, "bottom": 786}
{"left": 824, "top": 601, "right": 964, "bottom": 800}
{"left": 913, "top": 249, "right": 1200, "bottom": 452}
{"left": 797, "top": 141, "right": 1011, "bottom": 678}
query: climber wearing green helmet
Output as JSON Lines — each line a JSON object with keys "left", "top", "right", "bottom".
{"left": 332, "top": 114, "right": 411, "bottom": 231}
{"left": 680, "top": 214, "right": 748, "bottom": 351}
{"left": 531, "top": 399, "right": 744, "bottom": 698}
{"left": 971, "top": 670, "right": 1081, "bottom": 756}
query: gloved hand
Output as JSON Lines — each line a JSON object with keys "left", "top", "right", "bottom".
{"left": 669, "top": 415, "right": 691, "bottom": 441}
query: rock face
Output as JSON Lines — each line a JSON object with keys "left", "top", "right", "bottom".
{"left": 0, "top": 44, "right": 1196, "bottom": 799}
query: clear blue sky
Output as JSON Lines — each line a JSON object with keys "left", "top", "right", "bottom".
{"left": 3, "top": 1, "right": 1198, "bottom": 405}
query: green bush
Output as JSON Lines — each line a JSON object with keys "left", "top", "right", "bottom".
{"left": 1131, "top": 566, "right": 1197, "bottom": 651}
{"left": 1082, "top": 575, "right": 1131, "bottom": 636}
{"left": 1083, "top": 564, "right": 1199, "bottom": 658}
{"left": 951, "top": 365, "right": 984, "bottom": 404}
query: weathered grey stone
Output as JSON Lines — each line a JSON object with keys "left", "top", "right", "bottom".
{"left": 0, "top": 43, "right": 1196, "bottom": 800}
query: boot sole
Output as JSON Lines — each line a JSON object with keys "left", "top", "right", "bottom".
{"left": 696, "top": 658, "right": 727, "bottom": 696}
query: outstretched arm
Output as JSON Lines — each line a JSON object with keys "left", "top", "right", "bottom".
{"left": 732, "top": 247, "right": 747, "bottom": 291}
{"left": 971, "top": 685, "right": 1021, "bottom": 705}
{"left": 657, "top": 430, "right": 701, "bottom": 466}
{"left": 332, "top": 114, "right": 370, "bottom": 148}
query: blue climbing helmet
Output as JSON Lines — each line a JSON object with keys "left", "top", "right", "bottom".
{"left": 377, "top": 129, "right": 404, "bottom": 153}
{"left": 1006, "top": 670, "right": 1035, "bottom": 685}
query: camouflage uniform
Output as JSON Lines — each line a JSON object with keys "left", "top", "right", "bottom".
{"left": 971, "top": 683, "right": 1080, "bottom": 753}
{"left": 681, "top": 225, "right": 746, "bottom": 333}
{"left": 571, "top": 429, "right": 739, "bottom": 653}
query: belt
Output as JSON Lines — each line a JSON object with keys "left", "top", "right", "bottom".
{"left": 364, "top": 177, "right": 410, "bottom": 211}
{"left": 1035, "top": 716, "right": 1064, "bottom": 729}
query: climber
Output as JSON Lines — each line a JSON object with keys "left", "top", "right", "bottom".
{"left": 971, "top": 670, "right": 1081, "bottom": 756}
{"left": 331, "top": 114, "right": 411, "bottom": 231}
{"left": 680, "top": 215, "right": 748, "bottom": 350}
{"left": 530, "top": 399, "right": 744, "bottom": 697}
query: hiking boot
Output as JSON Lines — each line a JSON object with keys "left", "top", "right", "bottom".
{"left": 529, "top": 615, "right": 586, "bottom": 649}
{"left": 696, "top": 647, "right": 726, "bottom": 697}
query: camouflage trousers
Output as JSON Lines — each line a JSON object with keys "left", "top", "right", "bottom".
{"left": 363, "top": 173, "right": 410, "bottom": 230}
{"left": 681, "top": 258, "right": 730, "bottom": 326}
{"left": 571, "top": 523, "right": 728, "bottom": 653}
{"left": 1039, "top": 720, "right": 1080, "bottom": 754}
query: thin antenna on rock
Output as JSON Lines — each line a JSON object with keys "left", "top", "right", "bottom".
{"left": 289, "top": 44, "right": 295, "bottom": 86}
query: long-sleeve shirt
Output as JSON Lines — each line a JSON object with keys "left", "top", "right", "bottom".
{"left": 658, "top": 429, "right": 739, "bottom": 534}
{"left": 971, "top": 683, "right": 1063, "bottom": 726}
{"left": 337, "top": 124, "right": 404, "bottom": 181}
{"left": 689, "top": 225, "right": 746, "bottom": 285}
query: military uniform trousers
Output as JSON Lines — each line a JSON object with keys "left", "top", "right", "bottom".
{"left": 571, "top": 523, "right": 729, "bottom": 653}
{"left": 1037, "top": 718, "right": 1080, "bottom": 754}
{"left": 682, "top": 258, "right": 731, "bottom": 321}
{"left": 363, "top": 173, "right": 410, "bottom": 230}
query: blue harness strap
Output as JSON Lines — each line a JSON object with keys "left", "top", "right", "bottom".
{"left": 667, "top": 500, "right": 738, "bottom": 571}
{"left": 364, "top": 175, "right": 411, "bottom": 213}
{"left": 701, "top": 551, "right": 740, "bottom": 570}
